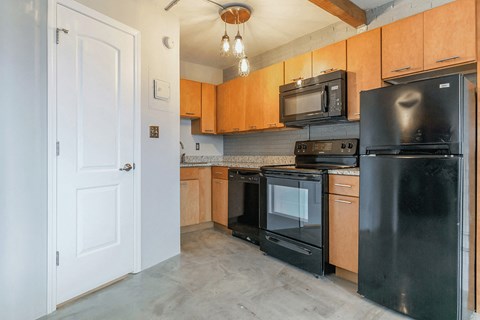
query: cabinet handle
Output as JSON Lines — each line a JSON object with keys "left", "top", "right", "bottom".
{"left": 268, "top": 123, "right": 277, "bottom": 128}
{"left": 249, "top": 125, "right": 257, "bottom": 129}
{"left": 320, "top": 68, "right": 336, "bottom": 74}
{"left": 334, "top": 183, "right": 352, "bottom": 188}
{"left": 291, "top": 77, "right": 303, "bottom": 82}
{"left": 334, "top": 199, "right": 352, "bottom": 204}
{"left": 214, "top": 180, "right": 223, "bottom": 184}
{"left": 391, "top": 66, "right": 411, "bottom": 73}
{"left": 186, "top": 112, "right": 195, "bottom": 115}
{"left": 214, "top": 172, "right": 223, "bottom": 175}
{"left": 233, "top": 128, "right": 240, "bottom": 131}
{"left": 436, "top": 56, "right": 460, "bottom": 63}
{"left": 353, "top": 113, "right": 360, "bottom": 116}
{"left": 204, "top": 129, "right": 214, "bottom": 133}
{"left": 180, "top": 182, "right": 188, "bottom": 186}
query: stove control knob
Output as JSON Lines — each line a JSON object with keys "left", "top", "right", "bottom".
{"left": 297, "top": 144, "right": 302, "bottom": 150}
{"left": 341, "top": 143, "right": 346, "bottom": 149}
{"left": 348, "top": 142, "right": 354, "bottom": 149}
{"left": 302, "top": 144, "right": 307, "bottom": 150}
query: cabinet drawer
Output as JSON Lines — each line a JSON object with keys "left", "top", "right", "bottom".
{"left": 328, "top": 194, "right": 359, "bottom": 273}
{"left": 329, "top": 175, "right": 359, "bottom": 197}
{"left": 180, "top": 168, "right": 199, "bottom": 180}
{"left": 211, "top": 166, "right": 228, "bottom": 180}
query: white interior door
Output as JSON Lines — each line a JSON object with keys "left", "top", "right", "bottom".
{"left": 56, "top": 4, "right": 135, "bottom": 304}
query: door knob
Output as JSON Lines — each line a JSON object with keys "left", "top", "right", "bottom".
{"left": 119, "top": 163, "right": 133, "bottom": 172}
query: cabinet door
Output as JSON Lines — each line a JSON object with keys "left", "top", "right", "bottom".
{"left": 245, "top": 69, "right": 264, "bottom": 130}
{"left": 329, "top": 194, "right": 359, "bottom": 273}
{"left": 284, "top": 52, "right": 312, "bottom": 84}
{"left": 347, "top": 29, "right": 382, "bottom": 121}
{"left": 180, "top": 79, "right": 201, "bottom": 118}
{"left": 424, "top": 0, "right": 476, "bottom": 70}
{"left": 180, "top": 180, "right": 200, "bottom": 227}
{"left": 382, "top": 14, "right": 424, "bottom": 79}
{"left": 216, "top": 82, "right": 229, "bottom": 134}
{"left": 212, "top": 178, "right": 228, "bottom": 227}
{"left": 192, "top": 83, "right": 216, "bottom": 134}
{"left": 228, "top": 77, "right": 246, "bottom": 133}
{"left": 262, "top": 62, "right": 285, "bottom": 129}
{"left": 312, "top": 41, "right": 347, "bottom": 76}
{"left": 198, "top": 168, "right": 212, "bottom": 223}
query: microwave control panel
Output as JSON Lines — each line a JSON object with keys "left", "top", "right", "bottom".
{"left": 327, "top": 78, "right": 344, "bottom": 117}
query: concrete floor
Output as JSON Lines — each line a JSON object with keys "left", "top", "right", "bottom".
{"left": 44, "top": 229, "right": 410, "bottom": 320}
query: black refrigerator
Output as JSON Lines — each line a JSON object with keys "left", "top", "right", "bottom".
{"left": 358, "top": 74, "right": 476, "bottom": 320}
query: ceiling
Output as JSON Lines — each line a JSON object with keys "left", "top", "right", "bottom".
{"left": 165, "top": 0, "right": 391, "bottom": 70}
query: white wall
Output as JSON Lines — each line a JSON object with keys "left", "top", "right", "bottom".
{"left": 0, "top": 1, "right": 48, "bottom": 319}
{"left": 74, "top": 0, "right": 181, "bottom": 270}
{"left": 180, "top": 61, "right": 224, "bottom": 156}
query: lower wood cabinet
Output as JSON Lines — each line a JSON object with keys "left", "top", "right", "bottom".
{"left": 328, "top": 175, "right": 360, "bottom": 275}
{"left": 211, "top": 166, "right": 228, "bottom": 227}
{"left": 180, "top": 167, "right": 211, "bottom": 227}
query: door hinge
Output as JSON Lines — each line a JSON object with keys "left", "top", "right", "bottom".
{"left": 133, "top": 163, "right": 136, "bottom": 170}
{"left": 56, "top": 28, "right": 69, "bottom": 44}
{"left": 56, "top": 251, "right": 60, "bottom": 266}
{"left": 56, "top": 141, "right": 60, "bottom": 156}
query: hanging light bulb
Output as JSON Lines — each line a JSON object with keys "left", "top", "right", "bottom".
{"left": 238, "top": 55, "right": 250, "bottom": 77}
{"left": 233, "top": 23, "right": 245, "bottom": 58}
{"left": 220, "top": 22, "right": 230, "bottom": 56}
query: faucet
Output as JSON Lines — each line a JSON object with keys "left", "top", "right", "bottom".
{"left": 180, "top": 141, "right": 185, "bottom": 163}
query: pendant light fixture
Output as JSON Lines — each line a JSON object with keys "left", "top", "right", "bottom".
{"left": 220, "top": 21, "right": 230, "bottom": 56}
{"left": 219, "top": 4, "right": 251, "bottom": 77}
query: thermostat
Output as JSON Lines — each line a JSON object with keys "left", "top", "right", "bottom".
{"left": 153, "top": 79, "right": 170, "bottom": 101}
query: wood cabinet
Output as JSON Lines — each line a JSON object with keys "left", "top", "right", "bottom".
{"left": 245, "top": 62, "right": 285, "bottom": 130}
{"left": 191, "top": 83, "right": 216, "bottom": 134}
{"left": 216, "top": 78, "right": 246, "bottom": 133}
{"left": 211, "top": 166, "right": 229, "bottom": 227}
{"left": 284, "top": 52, "right": 312, "bottom": 84}
{"left": 382, "top": 14, "right": 424, "bottom": 79}
{"left": 424, "top": 0, "right": 476, "bottom": 70}
{"left": 180, "top": 79, "right": 201, "bottom": 118}
{"left": 180, "top": 167, "right": 211, "bottom": 227}
{"left": 312, "top": 41, "right": 347, "bottom": 76}
{"left": 328, "top": 175, "right": 360, "bottom": 275}
{"left": 347, "top": 29, "right": 382, "bottom": 121}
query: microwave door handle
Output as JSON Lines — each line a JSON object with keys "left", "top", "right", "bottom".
{"left": 321, "top": 86, "right": 328, "bottom": 112}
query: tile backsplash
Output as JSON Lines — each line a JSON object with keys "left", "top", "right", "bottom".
{"left": 224, "top": 122, "right": 359, "bottom": 156}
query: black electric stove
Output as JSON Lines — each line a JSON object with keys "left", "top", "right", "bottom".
{"left": 259, "top": 139, "right": 359, "bottom": 276}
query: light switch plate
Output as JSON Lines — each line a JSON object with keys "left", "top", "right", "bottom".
{"left": 149, "top": 126, "right": 159, "bottom": 138}
{"left": 153, "top": 79, "right": 170, "bottom": 101}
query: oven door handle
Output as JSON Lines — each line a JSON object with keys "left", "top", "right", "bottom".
{"left": 262, "top": 173, "right": 323, "bottom": 181}
{"left": 265, "top": 235, "right": 312, "bottom": 256}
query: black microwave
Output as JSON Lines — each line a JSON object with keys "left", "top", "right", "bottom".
{"left": 279, "top": 70, "right": 347, "bottom": 127}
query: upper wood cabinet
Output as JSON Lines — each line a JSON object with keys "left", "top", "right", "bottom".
{"left": 216, "top": 81, "right": 229, "bottom": 134}
{"left": 312, "top": 41, "right": 347, "bottom": 76}
{"left": 424, "top": 0, "right": 476, "bottom": 70}
{"left": 284, "top": 52, "right": 312, "bottom": 84}
{"left": 245, "top": 62, "right": 284, "bottom": 130}
{"left": 347, "top": 29, "right": 382, "bottom": 121}
{"left": 228, "top": 77, "right": 246, "bottom": 133}
{"left": 180, "top": 79, "right": 201, "bottom": 118}
{"left": 382, "top": 14, "right": 424, "bottom": 79}
{"left": 191, "top": 83, "right": 216, "bottom": 135}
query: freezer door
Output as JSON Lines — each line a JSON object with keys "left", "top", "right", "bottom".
{"left": 360, "top": 75, "right": 462, "bottom": 154}
{"left": 359, "top": 155, "right": 461, "bottom": 320}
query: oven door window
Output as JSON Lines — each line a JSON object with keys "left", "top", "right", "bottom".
{"left": 266, "top": 176, "right": 324, "bottom": 247}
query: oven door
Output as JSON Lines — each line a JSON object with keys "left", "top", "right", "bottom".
{"left": 280, "top": 84, "right": 329, "bottom": 124}
{"left": 260, "top": 173, "right": 326, "bottom": 248}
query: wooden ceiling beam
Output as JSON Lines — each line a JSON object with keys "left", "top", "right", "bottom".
{"left": 309, "top": 0, "right": 367, "bottom": 28}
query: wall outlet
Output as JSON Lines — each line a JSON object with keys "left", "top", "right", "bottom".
{"left": 195, "top": 143, "right": 200, "bottom": 150}
{"left": 149, "top": 126, "right": 159, "bottom": 138}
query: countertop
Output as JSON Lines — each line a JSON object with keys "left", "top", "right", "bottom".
{"left": 180, "top": 156, "right": 360, "bottom": 176}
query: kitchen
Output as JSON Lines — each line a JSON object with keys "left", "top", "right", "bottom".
{"left": 2, "top": 0, "right": 480, "bottom": 319}
{"left": 178, "top": 0, "right": 479, "bottom": 319}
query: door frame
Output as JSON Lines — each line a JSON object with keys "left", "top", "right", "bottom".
{"left": 47, "top": 0, "right": 142, "bottom": 313}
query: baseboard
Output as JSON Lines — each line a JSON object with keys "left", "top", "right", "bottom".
{"left": 180, "top": 221, "right": 214, "bottom": 234}
{"left": 334, "top": 267, "right": 358, "bottom": 284}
